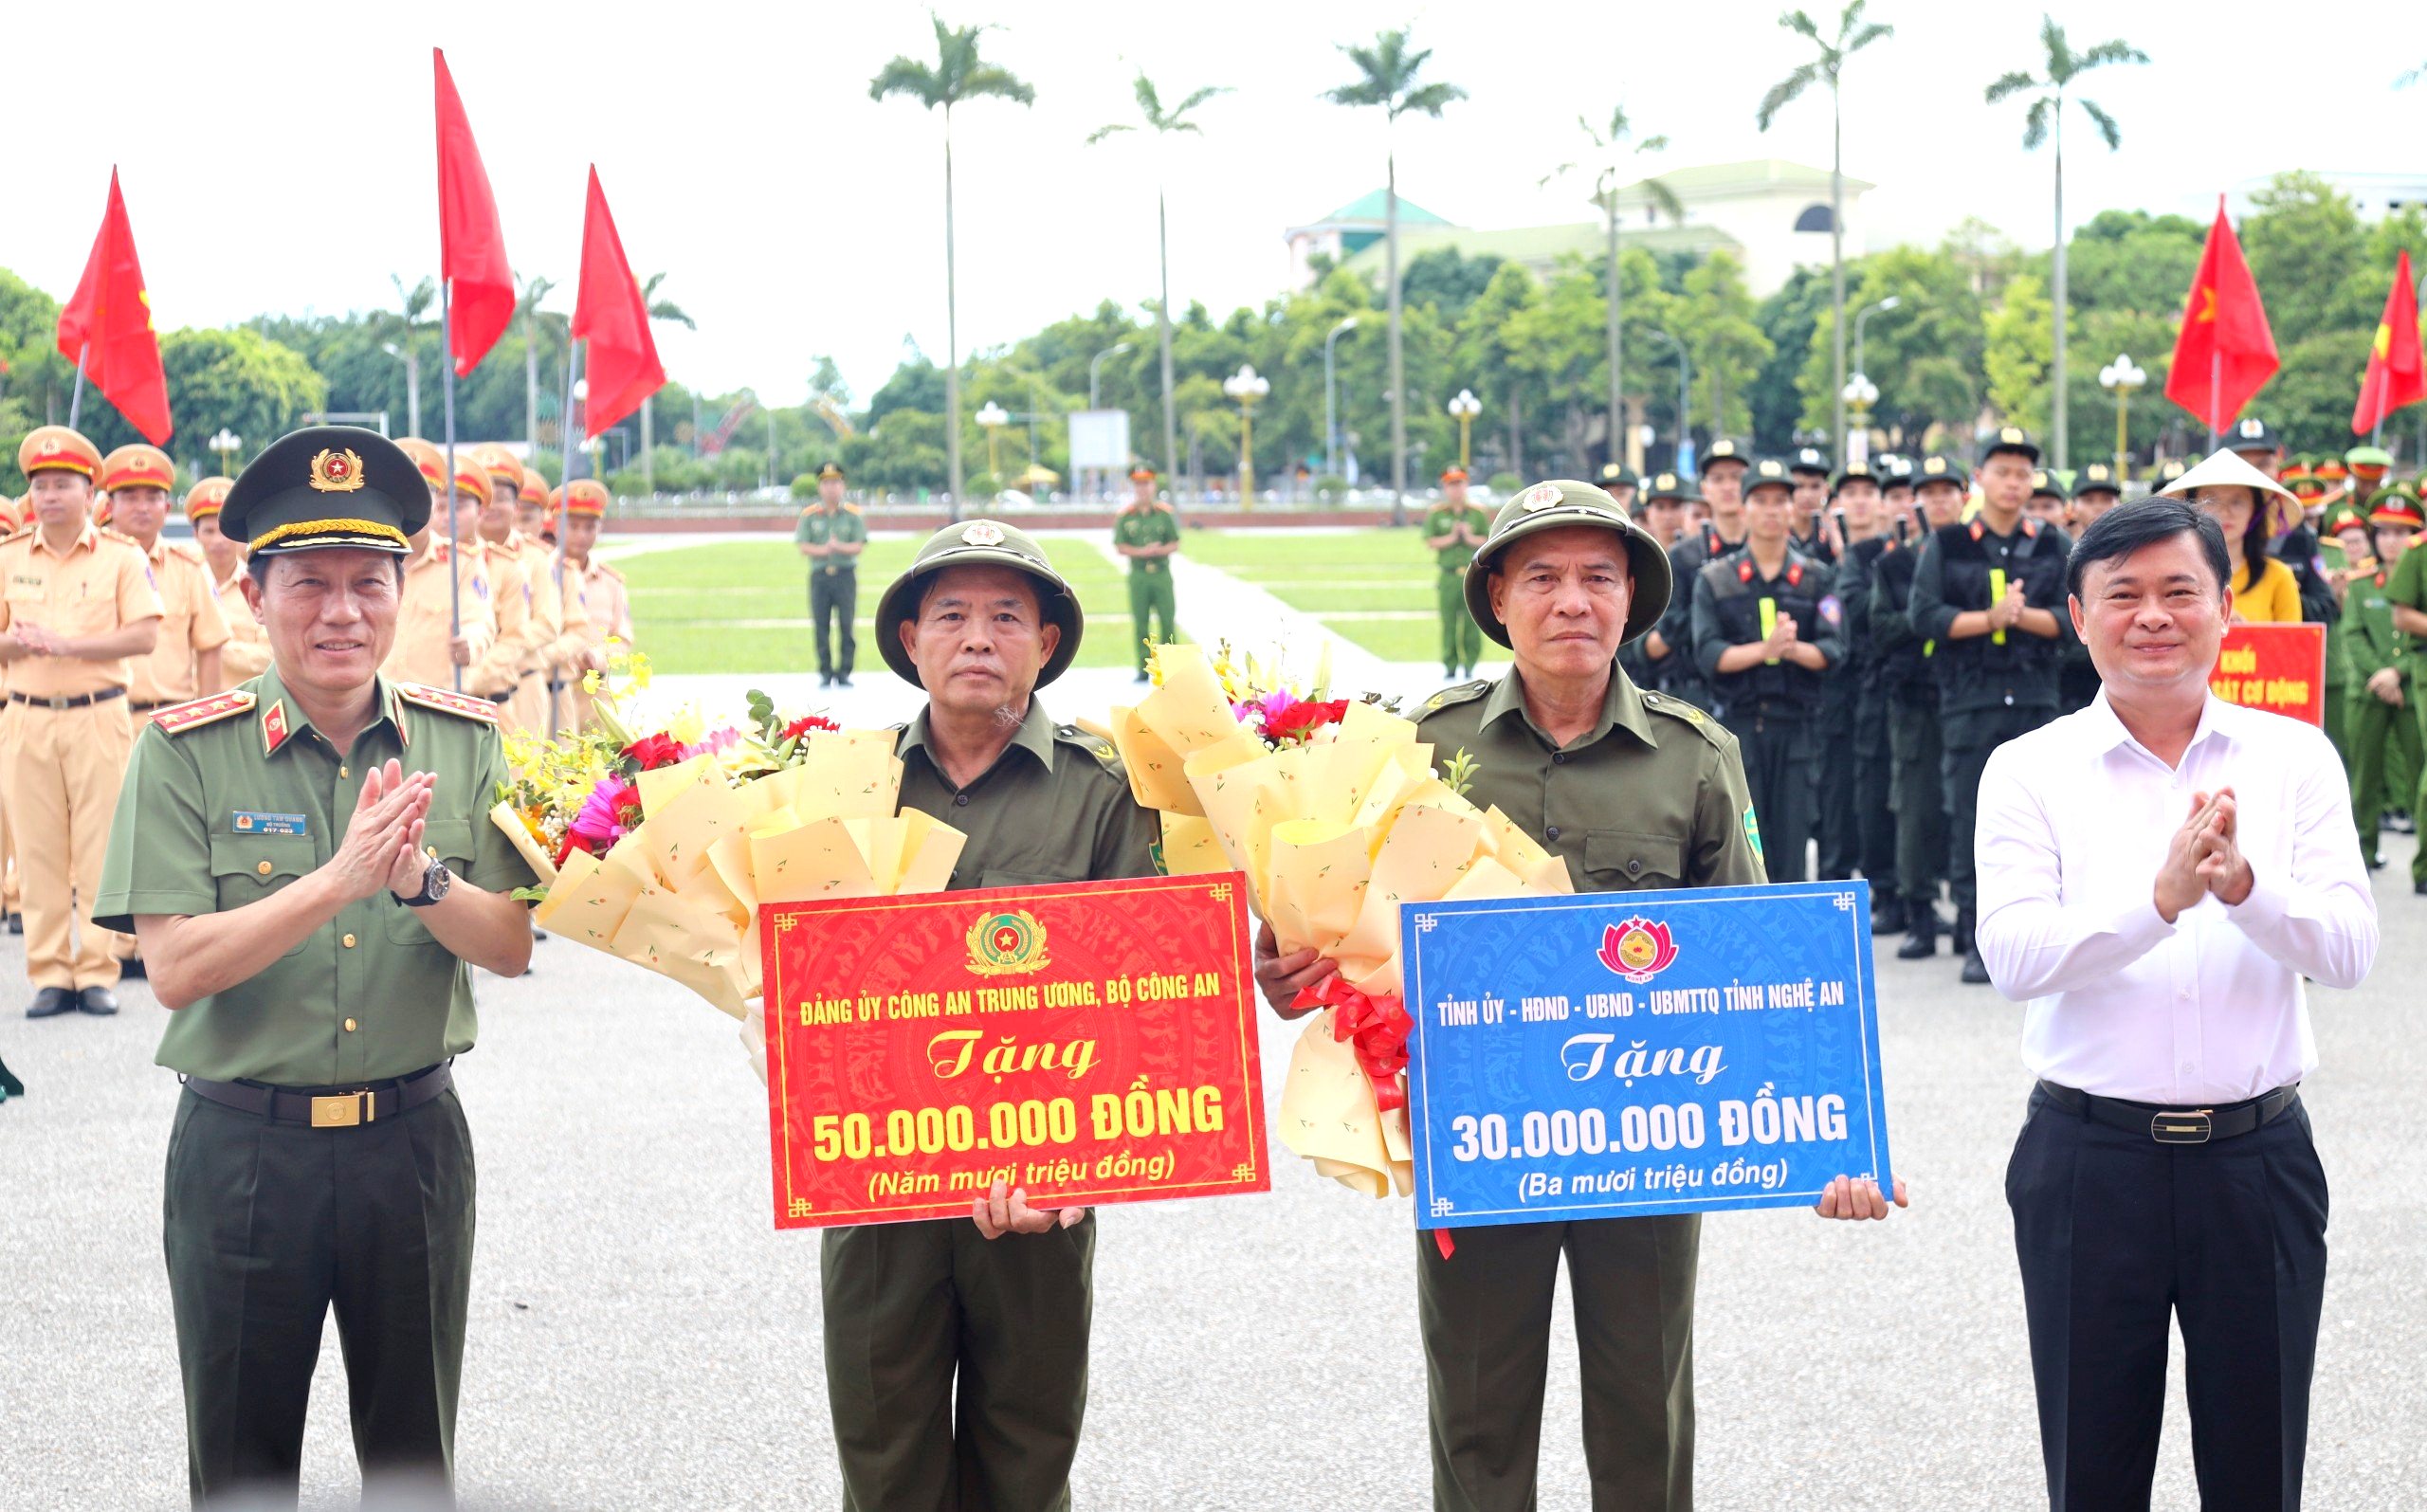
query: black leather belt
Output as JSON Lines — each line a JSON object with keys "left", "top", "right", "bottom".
{"left": 182, "top": 1061, "right": 452, "bottom": 1129}
{"left": 9, "top": 687, "right": 127, "bottom": 709}
{"left": 2036, "top": 1079, "right": 2299, "bottom": 1145}
{"left": 484, "top": 691, "right": 512, "bottom": 704}
{"left": 129, "top": 700, "right": 168, "bottom": 714}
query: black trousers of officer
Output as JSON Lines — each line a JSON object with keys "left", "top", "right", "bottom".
{"left": 811, "top": 566, "right": 858, "bottom": 678}
{"left": 2008, "top": 1085, "right": 2327, "bottom": 1512}
{"left": 165, "top": 1085, "right": 474, "bottom": 1508}
{"left": 1888, "top": 694, "right": 1946, "bottom": 909}
{"left": 1723, "top": 710, "right": 1816, "bottom": 883}
{"left": 1852, "top": 692, "right": 1898, "bottom": 891}
{"left": 1419, "top": 1215, "right": 1699, "bottom": 1512}
{"left": 1814, "top": 691, "right": 1858, "bottom": 879}
{"left": 1943, "top": 703, "right": 2054, "bottom": 920}
{"left": 823, "top": 1214, "right": 1094, "bottom": 1512}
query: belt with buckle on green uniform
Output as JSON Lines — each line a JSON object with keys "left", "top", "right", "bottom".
{"left": 9, "top": 687, "right": 127, "bottom": 710}
{"left": 2035, "top": 1079, "right": 2299, "bottom": 1145}
{"left": 182, "top": 1062, "right": 453, "bottom": 1128}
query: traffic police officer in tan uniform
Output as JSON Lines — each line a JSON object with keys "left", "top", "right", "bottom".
{"left": 387, "top": 443, "right": 497, "bottom": 693}
{"left": 1257, "top": 478, "right": 1904, "bottom": 1511}
{"left": 1, "top": 425, "right": 163, "bottom": 1017}
{"left": 812, "top": 519, "right": 1158, "bottom": 1512}
{"left": 553, "top": 480, "right": 628, "bottom": 730}
{"left": 94, "top": 425, "right": 537, "bottom": 1508}
{"left": 186, "top": 478, "right": 271, "bottom": 690}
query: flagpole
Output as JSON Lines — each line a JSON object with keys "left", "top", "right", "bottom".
{"left": 66, "top": 344, "right": 88, "bottom": 429}
{"left": 2208, "top": 348, "right": 2221, "bottom": 450}
{"left": 443, "top": 276, "right": 464, "bottom": 694}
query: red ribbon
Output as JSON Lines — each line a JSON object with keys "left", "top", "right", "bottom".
{"left": 1291, "top": 975, "right": 1414, "bottom": 1112}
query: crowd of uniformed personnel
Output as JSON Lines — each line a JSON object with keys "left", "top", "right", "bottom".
{"left": 0, "top": 425, "right": 631, "bottom": 1033}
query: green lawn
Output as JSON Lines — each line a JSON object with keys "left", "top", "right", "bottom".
{"left": 611, "top": 538, "right": 1141, "bottom": 674}
{"left": 1181, "top": 527, "right": 1467, "bottom": 656}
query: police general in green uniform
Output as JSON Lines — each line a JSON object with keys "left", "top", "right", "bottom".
{"left": 1253, "top": 478, "right": 1904, "bottom": 1511}
{"left": 1424, "top": 465, "right": 1492, "bottom": 677}
{"left": 1907, "top": 427, "right": 2072, "bottom": 984}
{"left": 819, "top": 519, "right": 1159, "bottom": 1512}
{"left": 1112, "top": 465, "right": 1179, "bottom": 681}
{"left": 795, "top": 461, "right": 867, "bottom": 686}
{"left": 91, "top": 427, "right": 538, "bottom": 1508}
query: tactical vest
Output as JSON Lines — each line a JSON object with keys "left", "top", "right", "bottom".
{"left": 1929, "top": 518, "right": 2068, "bottom": 697}
{"left": 1703, "top": 549, "right": 1829, "bottom": 718}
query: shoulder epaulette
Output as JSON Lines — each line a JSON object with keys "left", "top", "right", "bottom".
{"left": 1417, "top": 679, "right": 1492, "bottom": 718}
{"left": 152, "top": 689, "right": 256, "bottom": 735}
{"left": 845, "top": 502, "right": 864, "bottom": 514}
{"left": 394, "top": 682, "right": 501, "bottom": 724}
{"left": 168, "top": 540, "right": 208, "bottom": 567}
{"left": 1053, "top": 722, "right": 1125, "bottom": 770}
{"left": 1640, "top": 689, "right": 1735, "bottom": 749}
{"left": 100, "top": 526, "right": 146, "bottom": 550}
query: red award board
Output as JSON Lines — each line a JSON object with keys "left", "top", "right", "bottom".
{"left": 2210, "top": 623, "right": 2327, "bottom": 725}
{"left": 760, "top": 872, "right": 1268, "bottom": 1228}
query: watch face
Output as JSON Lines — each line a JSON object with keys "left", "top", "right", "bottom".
{"left": 426, "top": 860, "right": 453, "bottom": 902}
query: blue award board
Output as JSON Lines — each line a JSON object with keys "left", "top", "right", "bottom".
{"left": 1401, "top": 881, "right": 1892, "bottom": 1230}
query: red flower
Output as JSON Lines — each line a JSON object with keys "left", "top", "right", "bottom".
{"left": 623, "top": 732, "right": 684, "bottom": 770}
{"left": 1263, "top": 697, "right": 1351, "bottom": 744}
{"left": 780, "top": 714, "right": 840, "bottom": 741}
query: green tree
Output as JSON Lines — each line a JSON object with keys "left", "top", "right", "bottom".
{"left": 513, "top": 274, "right": 557, "bottom": 454}
{"left": 1681, "top": 251, "right": 1774, "bottom": 440}
{"left": 871, "top": 14, "right": 1035, "bottom": 515}
{"left": 1758, "top": 1, "right": 1894, "bottom": 461}
{"left": 630, "top": 271, "right": 694, "bottom": 494}
{"left": 1985, "top": 15, "right": 2149, "bottom": 466}
{"left": 1546, "top": 105, "right": 1680, "bottom": 469}
{"left": 1797, "top": 246, "right": 1985, "bottom": 448}
{"left": 1500, "top": 261, "right": 1609, "bottom": 473}
{"left": 1983, "top": 272, "right": 2054, "bottom": 429}
{"left": 1326, "top": 26, "right": 1465, "bottom": 524}
{"left": 1399, "top": 248, "right": 1507, "bottom": 325}
{"left": 1087, "top": 69, "right": 1227, "bottom": 483}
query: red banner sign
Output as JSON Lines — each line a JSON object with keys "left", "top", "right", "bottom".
{"left": 760, "top": 873, "right": 1268, "bottom": 1228}
{"left": 2210, "top": 623, "right": 2327, "bottom": 725}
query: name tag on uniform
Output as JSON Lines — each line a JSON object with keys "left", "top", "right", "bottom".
{"left": 230, "top": 811, "right": 308, "bottom": 836}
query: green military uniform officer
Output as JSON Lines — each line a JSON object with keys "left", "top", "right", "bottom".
{"left": 2347, "top": 490, "right": 2424, "bottom": 871}
{"left": 1424, "top": 465, "right": 1493, "bottom": 678}
{"left": 794, "top": 461, "right": 867, "bottom": 687}
{"left": 827, "top": 518, "right": 1159, "bottom": 1511}
{"left": 90, "top": 426, "right": 539, "bottom": 1507}
{"left": 2381, "top": 494, "right": 2427, "bottom": 892}
{"left": 1111, "top": 465, "right": 1180, "bottom": 681}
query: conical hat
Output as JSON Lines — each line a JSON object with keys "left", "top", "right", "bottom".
{"left": 2156, "top": 447, "right": 2301, "bottom": 537}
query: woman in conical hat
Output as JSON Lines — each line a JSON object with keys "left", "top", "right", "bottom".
{"left": 2158, "top": 447, "right": 2305, "bottom": 624}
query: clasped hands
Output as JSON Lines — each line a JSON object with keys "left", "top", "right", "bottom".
{"left": 2154, "top": 785, "right": 2254, "bottom": 922}
{"left": 326, "top": 759, "right": 438, "bottom": 903}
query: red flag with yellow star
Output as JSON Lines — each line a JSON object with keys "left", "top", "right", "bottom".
{"left": 2352, "top": 249, "right": 2424, "bottom": 437}
{"left": 56, "top": 167, "right": 172, "bottom": 444}
{"left": 2165, "top": 198, "right": 2277, "bottom": 433}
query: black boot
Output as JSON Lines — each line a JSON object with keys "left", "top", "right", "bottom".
{"left": 1895, "top": 905, "right": 1940, "bottom": 959}
{"left": 0, "top": 1052, "right": 20, "bottom": 1099}
{"left": 1870, "top": 894, "right": 1907, "bottom": 936}
{"left": 1951, "top": 911, "right": 1975, "bottom": 956}
{"left": 1962, "top": 945, "right": 1993, "bottom": 985}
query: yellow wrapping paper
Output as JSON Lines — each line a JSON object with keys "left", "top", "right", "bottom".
{"left": 531, "top": 846, "right": 646, "bottom": 946}
{"left": 1263, "top": 818, "right": 1373, "bottom": 955}
{"left": 1158, "top": 813, "right": 1230, "bottom": 876}
{"left": 611, "top": 884, "right": 751, "bottom": 1019}
{"left": 1110, "top": 706, "right": 1198, "bottom": 815}
{"left": 1276, "top": 1009, "right": 1413, "bottom": 1198}
{"left": 636, "top": 774, "right": 752, "bottom": 888}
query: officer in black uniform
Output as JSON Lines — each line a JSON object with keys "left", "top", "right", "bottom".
{"left": 1787, "top": 446, "right": 1835, "bottom": 563}
{"left": 1828, "top": 460, "right": 1900, "bottom": 918}
{"left": 1872, "top": 456, "right": 1965, "bottom": 957}
{"left": 1876, "top": 454, "right": 1918, "bottom": 542}
{"left": 1649, "top": 439, "right": 1752, "bottom": 713}
{"left": 1907, "top": 427, "right": 2072, "bottom": 983}
{"left": 1597, "top": 461, "right": 1640, "bottom": 515}
{"left": 2057, "top": 465, "right": 2125, "bottom": 714}
{"left": 1691, "top": 457, "right": 1841, "bottom": 881}
{"left": 1616, "top": 471, "right": 1694, "bottom": 696}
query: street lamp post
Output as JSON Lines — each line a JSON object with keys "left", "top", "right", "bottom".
{"left": 1644, "top": 326, "right": 1690, "bottom": 476}
{"left": 1852, "top": 295, "right": 1900, "bottom": 408}
{"left": 1447, "top": 389, "right": 1482, "bottom": 471}
{"left": 2098, "top": 353, "right": 2145, "bottom": 478}
{"left": 209, "top": 428, "right": 243, "bottom": 478}
{"left": 1087, "top": 341, "right": 1133, "bottom": 501}
{"left": 976, "top": 400, "right": 1010, "bottom": 484}
{"left": 382, "top": 342, "right": 420, "bottom": 438}
{"left": 1839, "top": 374, "right": 1879, "bottom": 468}
{"left": 1222, "top": 364, "right": 1269, "bottom": 511}
{"left": 1324, "top": 317, "right": 1359, "bottom": 483}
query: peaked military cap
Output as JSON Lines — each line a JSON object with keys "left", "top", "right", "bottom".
{"left": 817, "top": 461, "right": 847, "bottom": 482}
{"left": 16, "top": 425, "right": 101, "bottom": 480}
{"left": 2073, "top": 461, "right": 2123, "bottom": 496}
{"left": 100, "top": 444, "right": 175, "bottom": 493}
{"left": 2319, "top": 501, "right": 2370, "bottom": 537}
{"left": 1915, "top": 454, "right": 1971, "bottom": 491}
{"left": 218, "top": 426, "right": 428, "bottom": 556}
{"left": 2365, "top": 487, "right": 2422, "bottom": 530}
{"left": 2228, "top": 417, "right": 2281, "bottom": 453}
{"left": 2345, "top": 445, "right": 2393, "bottom": 472}
{"left": 1980, "top": 426, "right": 2039, "bottom": 465}
{"left": 557, "top": 480, "right": 611, "bottom": 517}
{"left": 1742, "top": 456, "right": 1796, "bottom": 495}
{"left": 184, "top": 477, "right": 233, "bottom": 519}
{"left": 876, "top": 519, "right": 1084, "bottom": 689}
{"left": 1463, "top": 480, "right": 1672, "bottom": 648}
{"left": 1789, "top": 445, "right": 1831, "bottom": 476}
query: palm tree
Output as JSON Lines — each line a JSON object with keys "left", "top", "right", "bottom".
{"left": 871, "top": 15, "right": 1035, "bottom": 516}
{"left": 1987, "top": 17, "right": 2147, "bottom": 468}
{"left": 1547, "top": 108, "right": 1682, "bottom": 472}
{"left": 633, "top": 273, "right": 694, "bottom": 496}
{"left": 1088, "top": 70, "right": 1229, "bottom": 490}
{"left": 1327, "top": 28, "right": 1464, "bottom": 526}
{"left": 1757, "top": 1, "right": 1893, "bottom": 464}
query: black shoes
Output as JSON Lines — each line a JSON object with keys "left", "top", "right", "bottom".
{"left": 79, "top": 987, "right": 119, "bottom": 1016}
{"left": 27, "top": 988, "right": 76, "bottom": 1019}
{"left": 1871, "top": 895, "right": 1908, "bottom": 936}
{"left": 119, "top": 956, "right": 147, "bottom": 980}
{"left": 1896, "top": 907, "right": 1941, "bottom": 959}
{"left": 1951, "top": 914, "right": 1975, "bottom": 956}
{"left": 7, "top": 912, "right": 21, "bottom": 935}
{"left": 1962, "top": 946, "right": 1993, "bottom": 985}
{"left": 0, "top": 1053, "right": 21, "bottom": 1100}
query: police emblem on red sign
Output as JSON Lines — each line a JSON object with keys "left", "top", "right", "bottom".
{"left": 1596, "top": 916, "right": 1679, "bottom": 985}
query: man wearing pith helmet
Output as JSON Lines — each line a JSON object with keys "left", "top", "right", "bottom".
{"left": 93, "top": 426, "right": 538, "bottom": 1506}
{"left": 1257, "top": 478, "right": 1905, "bottom": 1509}
{"left": 809, "top": 519, "right": 1157, "bottom": 1510}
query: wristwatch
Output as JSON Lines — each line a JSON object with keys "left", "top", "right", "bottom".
{"left": 399, "top": 857, "right": 454, "bottom": 909}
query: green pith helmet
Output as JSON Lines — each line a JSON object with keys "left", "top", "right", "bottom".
{"left": 1463, "top": 480, "right": 1673, "bottom": 648}
{"left": 874, "top": 519, "right": 1085, "bottom": 689}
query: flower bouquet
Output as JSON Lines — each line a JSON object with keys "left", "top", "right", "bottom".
{"left": 490, "top": 660, "right": 966, "bottom": 1018}
{"left": 1106, "top": 643, "right": 1571, "bottom": 1198}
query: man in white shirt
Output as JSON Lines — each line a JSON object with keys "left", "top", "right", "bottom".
{"left": 1976, "top": 496, "right": 2378, "bottom": 1512}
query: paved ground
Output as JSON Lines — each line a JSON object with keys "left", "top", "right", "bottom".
{"left": 6, "top": 829, "right": 2422, "bottom": 1510}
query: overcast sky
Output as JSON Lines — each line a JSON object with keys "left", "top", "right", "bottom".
{"left": 15, "top": 1, "right": 2421, "bottom": 406}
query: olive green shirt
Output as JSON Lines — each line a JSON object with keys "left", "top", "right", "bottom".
{"left": 1424, "top": 501, "right": 1493, "bottom": 572}
{"left": 92, "top": 669, "right": 538, "bottom": 1085}
{"left": 1112, "top": 504, "right": 1180, "bottom": 575}
{"left": 2385, "top": 544, "right": 2427, "bottom": 681}
{"left": 895, "top": 697, "right": 1159, "bottom": 889}
{"left": 794, "top": 504, "right": 867, "bottom": 572}
{"left": 1414, "top": 665, "right": 1769, "bottom": 891}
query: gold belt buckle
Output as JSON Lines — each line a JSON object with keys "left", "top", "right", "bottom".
{"left": 2151, "top": 1109, "right": 2213, "bottom": 1144}
{"left": 310, "top": 1089, "right": 374, "bottom": 1127}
